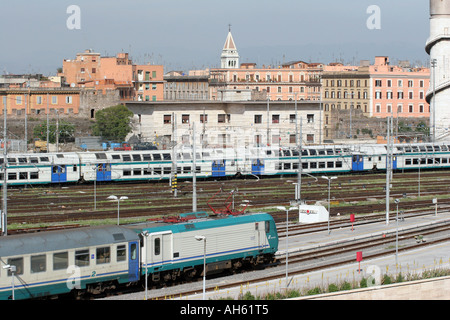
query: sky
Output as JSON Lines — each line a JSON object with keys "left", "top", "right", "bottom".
{"left": 0, "top": 0, "right": 431, "bottom": 75}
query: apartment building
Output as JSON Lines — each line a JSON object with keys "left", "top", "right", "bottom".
{"left": 62, "top": 50, "right": 164, "bottom": 102}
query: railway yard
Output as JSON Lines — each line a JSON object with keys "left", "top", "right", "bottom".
{"left": 2, "top": 169, "right": 450, "bottom": 300}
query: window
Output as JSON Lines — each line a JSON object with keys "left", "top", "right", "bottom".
{"left": 307, "top": 114, "right": 314, "bottom": 123}
{"left": 31, "top": 255, "right": 46, "bottom": 273}
{"left": 117, "top": 245, "right": 126, "bottom": 262}
{"left": 52, "top": 96, "right": 57, "bottom": 104}
{"left": 75, "top": 249, "right": 90, "bottom": 267}
{"left": 272, "top": 115, "right": 280, "bottom": 124}
{"left": 154, "top": 238, "right": 161, "bottom": 256}
{"left": 7, "top": 257, "right": 24, "bottom": 275}
{"left": 200, "top": 114, "right": 208, "bottom": 123}
{"left": 254, "top": 115, "right": 262, "bottom": 124}
{"left": 96, "top": 247, "right": 111, "bottom": 264}
{"left": 218, "top": 114, "right": 226, "bottom": 123}
{"left": 53, "top": 252, "right": 69, "bottom": 270}
{"left": 163, "top": 115, "right": 171, "bottom": 124}
{"left": 182, "top": 114, "right": 190, "bottom": 123}
{"left": 375, "top": 80, "right": 382, "bottom": 87}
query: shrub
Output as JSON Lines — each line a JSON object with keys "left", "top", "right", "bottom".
{"left": 328, "top": 283, "right": 339, "bottom": 292}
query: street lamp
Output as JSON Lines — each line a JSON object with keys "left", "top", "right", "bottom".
{"left": 141, "top": 231, "right": 149, "bottom": 300}
{"left": 195, "top": 235, "right": 206, "bottom": 300}
{"left": 276, "top": 206, "right": 297, "bottom": 288}
{"left": 321, "top": 176, "right": 337, "bottom": 235}
{"left": 394, "top": 199, "right": 400, "bottom": 266}
{"left": 107, "top": 195, "right": 128, "bottom": 225}
{"left": 3, "top": 265, "right": 16, "bottom": 300}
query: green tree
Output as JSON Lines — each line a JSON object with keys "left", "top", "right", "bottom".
{"left": 91, "top": 104, "right": 134, "bottom": 141}
{"left": 33, "top": 120, "right": 75, "bottom": 144}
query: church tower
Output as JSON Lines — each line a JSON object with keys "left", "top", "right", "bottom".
{"left": 426, "top": 0, "right": 450, "bottom": 140}
{"left": 220, "top": 26, "right": 239, "bottom": 69}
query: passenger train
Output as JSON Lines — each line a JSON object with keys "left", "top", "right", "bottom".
{"left": 0, "top": 211, "right": 278, "bottom": 300}
{"left": 1, "top": 141, "right": 450, "bottom": 186}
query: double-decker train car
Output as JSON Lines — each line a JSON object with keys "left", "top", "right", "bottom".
{"left": 0, "top": 141, "right": 450, "bottom": 186}
{"left": 0, "top": 212, "right": 278, "bottom": 300}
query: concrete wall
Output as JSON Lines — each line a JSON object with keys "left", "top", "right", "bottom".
{"left": 292, "top": 276, "right": 450, "bottom": 300}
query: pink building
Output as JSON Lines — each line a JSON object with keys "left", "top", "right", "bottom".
{"left": 370, "top": 56, "right": 430, "bottom": 118}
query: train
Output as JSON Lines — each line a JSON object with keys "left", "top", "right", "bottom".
{"left": 1, "top": 141, "right": 450, "bottom": 186}
{"left": 0, "top": 211, "right": 278, "bottom": 300}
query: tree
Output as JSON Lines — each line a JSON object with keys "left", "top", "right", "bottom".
{"left": 91, "top": 104, "right": 134, "bottom": 142}
{"left": 33, "top": 120, "right": 75, "bottom": 144}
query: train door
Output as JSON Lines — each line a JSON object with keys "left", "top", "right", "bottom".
{"left": 352, "top": 155, "right": 364, "bottom": 171}
{"left": 128, "top": 241, "right": 139, "bottom": 282}
{"left": 51, "top": 165, "right": 67, "bottom": 183}
{"left": 256, "top": 221, "right": 268, "bottom": 250}
{"left": 212, "top": 160, "right": 226, "bottom": 177}
{"left": 252, "top": 159, "right": 264, "bottom": 175}
{"left": 392, "top": 156, "right": 397, "bottom": 170}
{"left": 151, "top": 232, "right": 172, "bottom": 267}
{"left": 96, "top": 163, "right": 112, "bottom": 181}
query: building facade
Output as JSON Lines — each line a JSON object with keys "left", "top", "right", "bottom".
{"left": 62, "top": 50, "right": 164, "bottom": 103}
{"left": 125, "top": 100, "right": 322, "bottom": 148}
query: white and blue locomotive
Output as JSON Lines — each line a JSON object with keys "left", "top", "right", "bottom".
{"left": 0, "top": 212, "right": 278, "bottom": 300}
{"left": 1, "top": 141, "right": 450, "bottom": 186}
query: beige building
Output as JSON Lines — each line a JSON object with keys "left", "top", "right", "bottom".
{"left": 125, "top": 100, "right": 322, "bottom": 148}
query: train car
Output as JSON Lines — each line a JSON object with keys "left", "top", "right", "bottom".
{"left": 0, "top": 152, "right": 80, "bottom": 185}
{"left": 0, "top": 226, "right": 140, "bottom": 300}
{"left": 128, "top": 212, "right": 278, "bottom": 284}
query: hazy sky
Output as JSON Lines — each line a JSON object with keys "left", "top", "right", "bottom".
{"left": 0, "top": 0, "right": 431, "bottom": 75}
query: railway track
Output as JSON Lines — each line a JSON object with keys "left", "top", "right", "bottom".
{"left": 2, "top": 170, "right": 450, "bottom": 233}
{"left": 146, "top": 219, "right": 450, "bottom": 300}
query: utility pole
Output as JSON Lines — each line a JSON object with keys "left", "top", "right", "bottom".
{"left": 192, "top": 122, "right": 197, "bottom": 211}
{"left": 2, "top": 90, "right": 8, "bottom": 236}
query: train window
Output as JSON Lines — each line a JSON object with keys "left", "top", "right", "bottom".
{"left": 302, "top": 150, "right": 308, "bottom": 156}
{"left": 154, "top": 238, "right": 161, "bottom": 256}
{"left": 130, "top": 243, "right": 137, "bottom": 260}
{"left": 96, "top": 247, "right": 111, "bottom": 264}
{"left": 405, "top": 147, "right": 411, "bottom": 153}
{"left": 434, "top": 146, "right": 441, "bottom": 152}
{"left": 336, "top": 161, "right": 343, "bottom": 168}
{"left": 8, "top": 173, "right": 17, "bottom": 180}
{"left": 202, "top": 152, "right": 210, "bottom": 157}
{"left": 163, "top": 167, "right": 171, "bottom": 174}
{"left": 117, "top": 245, "right": 126, "bottom": 262}
{"left": 309, "top": 149, "right": 317, "bottom": 155}
{"left": 19, "top": 172, "right": 27, "bottom": 180}
{"left": 412, "top": 146, "right": 419, "bottom": 152}
{"left": 95, "top": 153, "right": 107, "bottom": 160}
{"left": 0, "top": 159, "right": 3, "bottom": 164}
{"left": 143, "top": 154, "right": 152, "bottom": 161}
{"left": 335, "top": 148, "right": 342, "bottom": 154}
{"left": 30, "top": 172, "right": 39, "bottom": 179}
{"left": 73, "top": 165, "right": 77, "bottom": 172}
{"left": 122, "top": 155, "right": 131, "bottom": 162}
{"left": 154, "top": 168, "right": 161, "bottom": 175}
{"left": 283, "top": 150, "right": 291, "bottom": 157}
{"left": 265, "top": 221, "right": 270, "bottom": 233}
{"left": 405, "top": 159, "right": 412, "bottom": 165}
{"left": 132, "top": 154, "right": 141, "bottom": 161}
{"left": 318, "top": 150, "right": 325, "bottom": 155}
{"left": 327, "top": 162, "right": 334, "bottom": 168}
{"left": 443, "top": 158, "right": 448, "bottom": 164}
{"left": 275, "top": 163, "right": 282, "bottom": 170}
{"left": 292, "top": 150, "right": 299, "bottom": 156}
{"left": 53, "top": 252, "right": 68, "bottom": 270}
{"left": 7, "top": 258, "right": 23, "bottom": 276}
{"left": 326, "top": 149, "right": 334, "bottom": 155}
{"left": 310, "top": 162, "right": 317, "bottom": 169}
{"left": 133, "top": 169, "right": 142, "bottom": 175}
{"left": 302, "top": 163, "right": 308, "bottom": 169}
{"left": 196, "top": 166, "right": 201, "bottom": 173}
{"left": 56, "top": 154, "right": 64, "bottom": 158}
{"left": 183, "top": 153, "right": 191, "bottom": 160}
{"left": 7, "top": 158, "right": 16, "bottom": 164}
{"left": 319, "top": 162, "right": 325, "bottom": 168}
{"left": 441, "top": 145, "right": 448, "bottom": 151}
{"left": 153, "top": 154, "right": 162, "bottom": 160}
{"left": 112, "top": 155, "right": 121, "bottom": 160}
{"left": 283, "top": 163, "right": 291, "bottom": 170}
{"left": 183, "top": 167, "right": 191, "bottom": 173}
{"left": 292, "top": 163, "right": 299, "bottom": 169}
{"left": 29, "top": 157, "right": 38, "bottom": 163}
{"left": 18, "top": 157, "right": 27, "bottom": 163}
{"left": 75, "top": 249, "right": 90, "bottom": 267}
{"left": 426, "top": 145, "right": 433, "bottom": 152}
{"left": 266, "top": 150, "right": 272, "bottom": 156}
{"left": 31, "top": 254, "right": 46, "bottom": 273}
{"left": 123, "top": 169, "right": 131, "bottom": 176}
{"left": 143, "top": 168, "right": 152, "bottom": 175}
{"left": 428, "top": 159, "right": 434, "bottom": 164}
{"left": 419, "top": 146, "right": 426, "bottom": 152}
{"left": 163, "top": 153, "right": 171, "bottom": 160}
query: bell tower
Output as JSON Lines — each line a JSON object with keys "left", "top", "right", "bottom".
{"left": 220, "top": 25, "right": 240, "bottom": 69}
